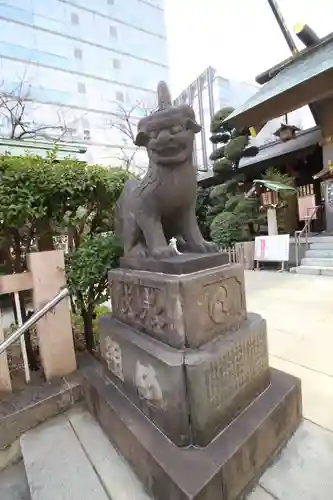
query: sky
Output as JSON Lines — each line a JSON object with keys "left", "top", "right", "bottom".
{"left": 165, "top": 0, "right": 333, "bottom": 96}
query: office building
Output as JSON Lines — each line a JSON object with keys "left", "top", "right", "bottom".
{"left": 174, "top": 67, "right": 310, "bottom": 171}
{"left": 0, "top": 0, "right": 168, "bottom": 167}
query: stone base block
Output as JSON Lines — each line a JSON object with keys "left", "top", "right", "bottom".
{"left": 109, "top": 263, "right": 246, "bottom": 348}
{"left": 186, "top": 313, "right": 270, "bottom": 446}
{"left": 120, "top": 252, "right": 229, "bottom": 274}
{"left": 99, "top": 315, "right": 190, "bottom": 447}
{"left": 99, "top": 313, "right": 269, "bottom": 447}
{"left": 81, "top": 357, "right": 302, "bottom": 500}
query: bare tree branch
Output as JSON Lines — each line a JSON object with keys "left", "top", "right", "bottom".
{"left": 107, "top": 101, "right": 153, "bottom": 173}
{"left": 0, "top": 80, "right": 69, "bottom": 142}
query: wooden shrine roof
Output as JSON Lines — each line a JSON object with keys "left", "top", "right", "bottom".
{"left": 198, "top": 126, "right": 321, "bottom": 187}
{"left": 224, "top": 34, "right": 333, "bottom": 129}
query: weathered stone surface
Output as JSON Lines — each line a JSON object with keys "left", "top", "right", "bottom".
{"left": 186, "top": 313, "right": 270, "bottom": 446}
{"left": 114, "top": 81, "right": 218, "bottom": 260}
{"left": 99, "top": 313, "right": 269, "bottom": 447}
{"left": 120, "top": 252, "right": 229, "bottom": 274}
{"left": 21, "top": 415, "right": 109, "bottom": 500}
{"left": 109, "top": 263, "right": 246, "bottom": 348}
{"left": 99, "top": 315, "right": 190, "bottom": 446}
{"left": 0, "top": 462, "right": 30, "bottom": 500}
{"left": 181, "top": 263, "right": 247, "bottom": 348}
{"left": 0, "top": 372, "right": 82, "bottom": 450}
{"left": 81, "top": 356, "right": 302, "bottom": 500}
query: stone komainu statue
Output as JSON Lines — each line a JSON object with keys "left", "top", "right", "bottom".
{"left": 115, "top": 81, "right": 218, "bottom": 259}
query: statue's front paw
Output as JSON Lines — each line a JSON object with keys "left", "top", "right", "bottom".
{"left": 186, "top": 240, "right": 219, "bottom": 253}
{"left": 202, "top": 240, "right": 219, "bottom": 253}
{"left": 151, "top": 246, "right": 177, "bottom": 259}
{"left": 127, "top": 243, "right": 147, "bottom": 258}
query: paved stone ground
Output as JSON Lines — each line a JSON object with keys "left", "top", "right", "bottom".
{"left": 2, "top": 270, "right": 333, "bottom": 500}
{"left": 0, "top": 462, "right": 30, "bottom": 500}
{"left": 245, "top": 270, "right": 333, "bottom": 499}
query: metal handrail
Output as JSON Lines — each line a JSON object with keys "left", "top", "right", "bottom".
{"left": 295, "top": 205, "right": 320, "bottom": 266}
{"left": 0, "top": 287, "right": 69, "bottom": 355}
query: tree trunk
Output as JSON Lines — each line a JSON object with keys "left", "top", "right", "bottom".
{"left": 69, "top": 295, "right": 77, "bottom": 315}
{"left": 248, "top": 221, "right": 255, "bottom": 236}
{"left": 82, "top": 305, "right": 95, "bottom": 352}
{"left": 37, "top": 233, "right": 55, "bottom": 252}
{"left": 36, "top": 219, "right": 55, "bottom": 252}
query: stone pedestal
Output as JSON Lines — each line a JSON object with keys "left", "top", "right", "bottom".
{"left": 110, "top": 259, "right": 246, "bottom": 349}
{"left": 83, "top": 255, "right": 302, "bottom": 500}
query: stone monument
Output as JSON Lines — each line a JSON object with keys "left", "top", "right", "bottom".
{"left": 82, "top": 82, "right": 302, "bottom": 500}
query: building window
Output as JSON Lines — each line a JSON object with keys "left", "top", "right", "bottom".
{"left": 116, "top": 91, "right": 124, "bottom": 102}
{"left": 78, "top": 82, "right": 86, "bottom": 93}
{"left": 74, "top": 48, "right": 82, "bottom": 60}
{"left": 66, "top": 127, "right": 77, "bottom": 139}
{"left": 109, "top": 26, "right": 117, "bottom": 38}
{"left": 113, "top": 59, "right": 121, "bottom": 70}
{"left": 71, "top": 13, "right": 79, "bottom": 25}
{"left": 83, "top": 129, "right": 91, "bottom": 140}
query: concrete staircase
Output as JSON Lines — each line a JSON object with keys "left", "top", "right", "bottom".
{"left": 19, "top": 407, "right": 150, "bottom": 500}
{"left": 290, "top": 236, "right": 333, "bottom": 276}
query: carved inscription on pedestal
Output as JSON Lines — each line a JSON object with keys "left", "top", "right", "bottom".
{"left": 135, "top": 360, "right": 164, "bottom": 410}
{"left": 206, "top": 277, "right": 244, "bottom": 325}
{"left": 112, "top": 281, "right": 169, "bottom": 334}
{"left": 186, "top": 314, "right": 269, "bottom": 446}
{"left": 104, "top": 336, "right": 124, "bottom": 382}
{"left": 204, "top": 327, "right": 268, "bottom": 410}
{"left": 110, "top": 264, "right": 246, "bottom": 348}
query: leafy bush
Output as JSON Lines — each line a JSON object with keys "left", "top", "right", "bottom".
{"left": 195, "top": 187, "right": 212, "bottom": 240}
{"left": 72, "top": 303, "right": 110, "bottom": 350}
{"left": 0, "top": 148, "right": 129, "bottom": 354}
{"left": 66, "top": 232, "right": 122, "bottom": 351}
{"left": 210, "top": 212, "right": 241, "bottom": 247}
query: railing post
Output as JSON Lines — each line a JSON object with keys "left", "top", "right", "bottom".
{"left": 13, "top": 292, "right": 30, "bottom": 384}
{"left": 27, "top": 250, "right": 76, "bottom": 381}
{"left": 295, "top": 232, "right": 299, "bottom": 267}
{"left": 0, "top": 313, "right": 12, "bottom": 392}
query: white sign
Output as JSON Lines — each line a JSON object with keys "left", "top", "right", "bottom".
{"left": 254, "top": 234, "right": 290, "bottom": 262}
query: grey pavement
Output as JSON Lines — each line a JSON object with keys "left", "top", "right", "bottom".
{"left": 0, "top": 461, "right": 30, "bottom": 500}
{"left": 246, "top": 270, "right": 333, "bottom": 499}
{"left": 245, "top": 270, "right": 333, "bottom": 432}
{"left": 2, "top": 270, "right": 333, "bottom": 500}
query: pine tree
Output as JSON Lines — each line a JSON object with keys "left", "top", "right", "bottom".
{"left": 207, "top": 107, "right": 260, "bottom": 247}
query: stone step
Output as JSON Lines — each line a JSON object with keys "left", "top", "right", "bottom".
{"left": 309, "top": 242, "right": 333, "bottom": 251}
{"left": 20, "top": 407, "right": 150, "bottom": 500}
{"left": 307, "top": 236, "right": 333, "bottom": 244}
{"left": 289, "top": 266, "right": 333, "bottom": 276}
{"left": 67, "top": 407, "right": 151, "bottom": 500}
{"left": 301, "top": 257, "right": 333, "bottom": 267}
{"left": 305, "top": 249, "right": 333, "bottom": 258}
{"left": 21, "top": 414, "right": 110, "bottom": 500}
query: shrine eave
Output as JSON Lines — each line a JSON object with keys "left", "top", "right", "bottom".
{"left": 224, "top": 35, "right": 333, "bottom": 130}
